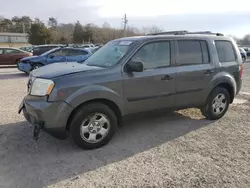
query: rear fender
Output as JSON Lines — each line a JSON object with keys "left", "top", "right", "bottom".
{"left": 204, "top": 72, "right": 237, "bottom": 103}
{"left": 211, "top": 73, "right": 236, "bottom": 95}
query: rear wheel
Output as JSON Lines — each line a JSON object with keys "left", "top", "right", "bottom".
{"left": 201, "top": 87, "right": 230, "bottom": 120}
{"left": 69, "top": 103, "right": 117, "bottom": 150}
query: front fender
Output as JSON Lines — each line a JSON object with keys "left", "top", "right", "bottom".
{"left": 65, "top": 85, "right": 124, "bottom": 115}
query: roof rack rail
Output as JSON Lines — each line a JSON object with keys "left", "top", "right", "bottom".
{"left": 148, "top": 30, "right": 224, "bottom": 36}
{"left": 147, "top": 30, "right": 188, "bottom": 36}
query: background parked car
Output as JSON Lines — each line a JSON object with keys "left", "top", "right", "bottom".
{"left": 17, "top": 47, "right": 92, "bottom": 73}
{"left": 0, "top": 47, "right": 32, "bottom": 65}
{"left": 245, "top": 48, "right": 250, "bottom": 56}
{"left": 19, "top": 45, "right": 36, "bottom": 53}
{"left": 239, "top": 47, "right": 247, "bottom": 62}
{"left": 80, "top": 44, "right": 95, "bottom": 48}
{"left": 94, "top": 43, "right": 104, "bottom": 47}
{"left": 31, "top": 44, "right": 63, "bottom": 56}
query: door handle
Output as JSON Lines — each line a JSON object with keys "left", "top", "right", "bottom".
{"left": 204, "top": 69, "right": 214, "bottom": 75}
{"left": 161, "top": 75, "right": 173, "bottom": 81}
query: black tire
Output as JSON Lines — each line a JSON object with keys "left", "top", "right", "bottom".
{"left": 201, "top": 87, "right": 230, "bottom": 120}
{"left": 31, "top": 63, "right": 43, "bottom": 71}
{"left": 69, "top": 103, "right": 117, "bottom": 150}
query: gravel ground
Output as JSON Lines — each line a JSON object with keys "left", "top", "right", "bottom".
{"left": 0, "top": 63, "right": 250, "bottom": 188}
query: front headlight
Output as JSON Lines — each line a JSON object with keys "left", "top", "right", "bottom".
{"left": 30, "top": 78, "right": 55, "bottom": 96}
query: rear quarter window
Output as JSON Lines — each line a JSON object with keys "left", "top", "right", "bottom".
{"left": 215, "top": 40, "right": 236, "bottom": 62}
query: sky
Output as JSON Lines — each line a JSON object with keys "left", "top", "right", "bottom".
{"left": 0, "top": 0, "right": 250, "bottom": 37}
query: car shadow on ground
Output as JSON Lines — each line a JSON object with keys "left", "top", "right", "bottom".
{"left": 0, "top": 110, "right": 213, "bottom": 188}
{"left": 0, "top": 72, "right": 27, "bottom": 80}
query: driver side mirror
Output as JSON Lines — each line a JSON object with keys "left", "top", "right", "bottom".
{"left": 125, "top": 60, "right": 144, "bottom": 72}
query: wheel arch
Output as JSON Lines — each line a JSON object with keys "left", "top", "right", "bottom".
{"left": 30, "top": 62, "right": 44, "bottom": 72}
{"left": 66, "top": 98, "right": 123, "bottom": 131}
{"left": 209, "top": 73, "right": 237, "bottom": 104}
{"left": 216, "top": 83, "right": 234, "bottom": 103}
{"left": 207, "top": 81, "right": 235, "bottom": 104}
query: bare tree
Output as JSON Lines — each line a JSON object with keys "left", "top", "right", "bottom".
{"left": 141, "top": 26, "right": 164, "bottom": 35}
{"left": 102, "top": 22, "right": 111, "bottom": 28}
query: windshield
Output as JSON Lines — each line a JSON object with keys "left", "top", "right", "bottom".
{"left": 84, "top": 40, "right": 135, "bottom": 67}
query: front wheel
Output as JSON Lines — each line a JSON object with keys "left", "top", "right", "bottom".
{"left": 201, "top": 87, "right": 230, "bottom": 120}
{"left": 69, "top": 103, "right": 117, "bottom": 150}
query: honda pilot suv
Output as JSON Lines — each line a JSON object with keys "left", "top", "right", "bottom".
{"left": 18, "top": 31, "right": 243, "bottom": 150}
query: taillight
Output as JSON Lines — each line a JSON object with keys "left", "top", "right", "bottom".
{"left": 240, "top": 64, "right": 243, "bottom": 79}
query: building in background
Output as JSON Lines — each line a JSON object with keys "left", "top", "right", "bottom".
{"left": 0, "top": 32, "right": 30, "bottom": 47}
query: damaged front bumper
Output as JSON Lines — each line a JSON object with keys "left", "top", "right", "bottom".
{"left": 17, "top": 62, "right": 32, "bottom": 74}
{"left": 18, "top": 96, "right": 73, "bottom": 140}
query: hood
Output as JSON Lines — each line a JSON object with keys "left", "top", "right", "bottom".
{"left": 21, "top": 55, "right": 39, "bottom": 61}
{"left": 31, "top": 62, "right": 104, "bottom": 78}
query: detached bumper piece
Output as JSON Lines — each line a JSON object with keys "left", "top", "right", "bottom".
{"left": 18, "top": 99, "right": 46, "bottom": 141}
{"left": 33, "top": 122, "right": 44, "bottom": 141}
{"left": 22, "top": 107, "right": 45, "bottom": 141}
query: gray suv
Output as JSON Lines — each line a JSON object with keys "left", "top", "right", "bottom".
{"left": 18, "top": 31, "right": 243, "bottom": 149}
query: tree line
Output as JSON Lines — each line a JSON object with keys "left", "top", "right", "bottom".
{"left": 1, "top": 16, "right": 250, "bottom": 45}
{"left": 0, "top": 16, "right": 163, "bottom": 45}
{"left": 231, "top": 35, "right": 250, "bottom": 46}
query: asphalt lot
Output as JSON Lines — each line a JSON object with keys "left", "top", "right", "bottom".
{"left": 0, "top": 63, "right": 250, "bottom": 188}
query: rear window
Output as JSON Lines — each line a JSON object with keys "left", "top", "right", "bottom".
{"left": 215, "top": 41, "right": 236, "bottom": 62}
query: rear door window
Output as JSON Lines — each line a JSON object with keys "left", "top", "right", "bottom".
{"left": 176, "top": 40, "right": 210, "bottom": 66}
{"left": 215, "top": 41, "right": 236, "bottom": 62}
